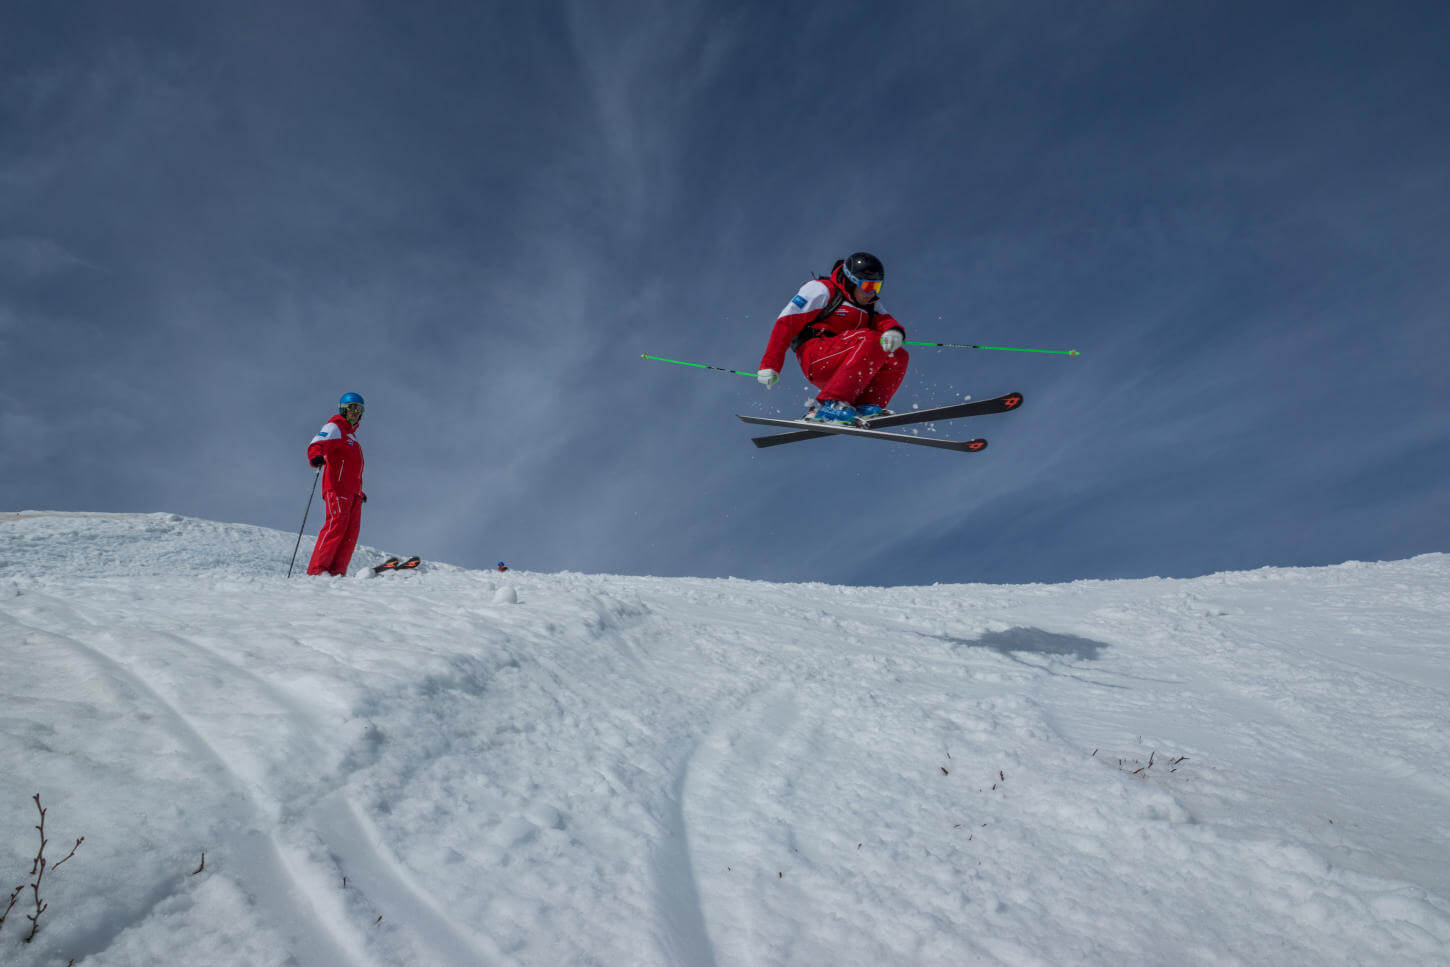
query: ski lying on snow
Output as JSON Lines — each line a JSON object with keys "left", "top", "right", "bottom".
{"left": 373, "top": 555, "right": 421, "bottom": 574}
{"left": 748, "top": 391, "right": 1023, "bottom": 449}
{"left": 736, "top": 415, "right": 988, "bottom": 452}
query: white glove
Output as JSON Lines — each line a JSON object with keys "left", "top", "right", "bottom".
{"left": 880, "top": 330, "right": 904, "bottom": 353}
{"left": 757, "top": 368, "right": 779, "bottom": 388}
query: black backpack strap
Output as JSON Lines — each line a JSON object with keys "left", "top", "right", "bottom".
{"left": 791, "top": 287, "right": 845, "bottom": 351}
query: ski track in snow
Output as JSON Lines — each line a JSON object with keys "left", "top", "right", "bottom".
{"left": 4, "top": 592, "right": 401, "bottom": 966}
{"left": 2, "top": 512, "right": 1449, "bottom": 966}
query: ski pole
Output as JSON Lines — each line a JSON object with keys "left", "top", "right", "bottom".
{"left": 641, "top": 354, "right": 757, "bottom": 377}
{"left": 905, "top": 341, "right": 1080, "bottom": 356}
{"left": 287, "top": 467, "right": 321, "bottom": 578}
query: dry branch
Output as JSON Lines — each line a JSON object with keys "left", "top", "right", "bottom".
{"left": 10, "top": 794, "right": 85, "bottom": 944}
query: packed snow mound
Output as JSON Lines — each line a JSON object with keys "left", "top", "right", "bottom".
{"left": 2, "top": 512, "right": 1449, "bottom": 967}
{"left": 0, "top": 511, "right": 431, "bottom": 580}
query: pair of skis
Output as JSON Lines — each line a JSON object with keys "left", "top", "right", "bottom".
{"left": 373, "top": 555, "right": 421, "bottom": 574}
{"left": 739, "top": 391, "right": 1023, "bottom": 453}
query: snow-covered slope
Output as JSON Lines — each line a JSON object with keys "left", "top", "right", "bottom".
{"left": 2, "top": 512, "right": 1448, "bottom": 966}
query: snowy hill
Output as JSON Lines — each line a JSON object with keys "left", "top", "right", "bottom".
{"left": 2, "top": 512, "right": 1448, "bottom": 966}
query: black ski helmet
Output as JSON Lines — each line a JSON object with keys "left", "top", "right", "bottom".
{"left": 841, "top": 252, "right": 885, "bottom": 286}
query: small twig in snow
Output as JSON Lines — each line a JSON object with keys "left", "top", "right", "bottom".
{"left": 52, "top": 838, "right": 84, "bottom": 872}
{"left": 20, "top": 794, "right": 84, "bottom": 944}
{"left": 0, "top": 883, "right": 22, "bottom": 930}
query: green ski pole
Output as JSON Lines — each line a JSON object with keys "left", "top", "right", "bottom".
{"left": 642, "top": 354, "right": 757, "bottom": 377}
{"left": 904, "top": 340, "right": 1078, "bottom": 355}
{"left": 905, "top": 341, "right": 1080, "bottom": 356}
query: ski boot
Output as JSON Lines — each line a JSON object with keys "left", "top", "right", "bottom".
{"left": 804, "top": 400, "right": 860, "bottom": 425}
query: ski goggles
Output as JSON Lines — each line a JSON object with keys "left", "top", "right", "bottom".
{"left": 342, "top": 402, "right": 365, "bottom": 416}
{"left": 841, "top": 264, "right": 884, "bottom": 295}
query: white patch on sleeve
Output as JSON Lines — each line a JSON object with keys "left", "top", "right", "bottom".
{"left": 778, "top": 279, "right": 830, "bottom": 319}
{"left": 311, "top": 422, "right": 341, "bottom": 444}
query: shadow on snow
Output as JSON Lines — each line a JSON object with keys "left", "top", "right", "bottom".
{"left": 970, "top": 627, "right": 1109, "bottom": 661}
{"left": 926, "top": 627, "right": 1128, "bottom": 689}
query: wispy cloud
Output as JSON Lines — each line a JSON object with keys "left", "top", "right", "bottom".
{"left": 2, "top": 2, "right": 1446, "bottom": 582}
{"left": 0, "top": 236, "right": 98, "bottom": 278}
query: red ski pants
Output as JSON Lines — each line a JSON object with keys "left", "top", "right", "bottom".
{"left": 307, "top": 491, "right": 363, "bottom": 576}
{"left": 798, "top": 330, "right": 909, "bottom": 407}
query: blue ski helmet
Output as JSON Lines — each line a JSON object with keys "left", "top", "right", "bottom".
{"left": 338, "top": 392, "right": 365, "bottom": 422}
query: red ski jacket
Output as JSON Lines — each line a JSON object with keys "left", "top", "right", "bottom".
{"left": 307, "top": 414, "right": 365, "bottom": 496}
{"left": 758, "top": 266, "right": 904, "bottom": 375}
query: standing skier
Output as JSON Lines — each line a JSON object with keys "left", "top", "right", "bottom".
{"left": 305, "top": 392, "right": 367, "bottom": 576}
{"left": 755, "top": 252, "right": 907, "bottom": 425}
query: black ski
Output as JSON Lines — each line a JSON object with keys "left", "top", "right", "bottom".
{"left": 737, "top": 415, "right": 988, "bottom": 453}
{"left": 749, "top": 391, "right": 1023, "bottom": 449}
{"left": 372, "top": 556, "right": 401, "bottom": 574}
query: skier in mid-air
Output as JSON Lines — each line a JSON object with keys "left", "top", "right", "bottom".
{"left": 305, "top": 392, "right": 367, "bottom": 576}
{"left": 755, "top": 252, "right": 907, "bottom": 425}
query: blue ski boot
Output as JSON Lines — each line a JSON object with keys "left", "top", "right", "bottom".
{"left": 854, "top": 404, "right": 893, "bottom": 419}
{"left": 804, "top": 399, "right": 860, "bottom": 425}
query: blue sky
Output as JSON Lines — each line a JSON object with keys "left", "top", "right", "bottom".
{"left": 3, "top": 1, "right": 1447, "bottom": 585}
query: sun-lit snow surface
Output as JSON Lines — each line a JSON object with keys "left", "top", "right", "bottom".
{"left": 1, "top": 512, "right": 1448, "bottom": 967}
